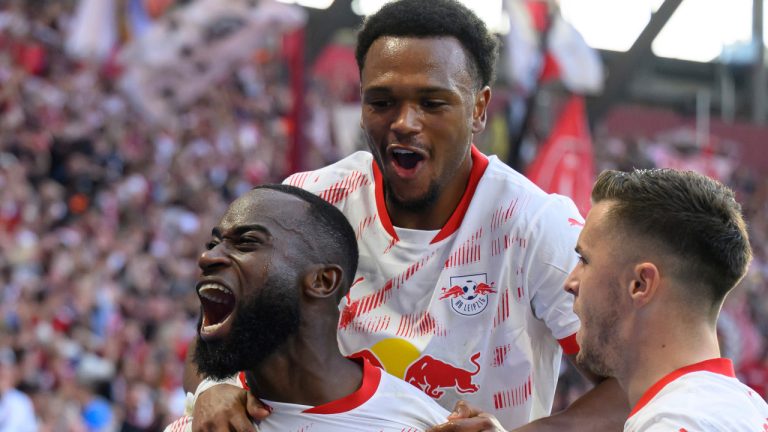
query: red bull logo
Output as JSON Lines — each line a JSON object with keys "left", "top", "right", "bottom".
{"left": 405, "top": 352, "right": 481, "bottom": 399}
{"left": 440, "top": 274, "right": 496, "bottom": 316}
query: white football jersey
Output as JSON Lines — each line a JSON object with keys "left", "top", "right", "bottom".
{"left": 285, "top": 147, "right": 583, "bottom": 429}
{"left": 164, "top": 360, "right": 450, "bottom": 432}
{"left": 624, "top": 358, "right": 768, "bottom": 432}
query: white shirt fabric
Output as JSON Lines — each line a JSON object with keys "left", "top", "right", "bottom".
{"left": 165, "top": 360, "right": 450, "bottom": 431}
{"left": 624, "top": 358, "right": 768, "bottom": 432}
{"left": 0, "top": 388, "right": 38, "bottom": 432}
{"left": 284, "top": 147, "right": 582, "bottom": 429}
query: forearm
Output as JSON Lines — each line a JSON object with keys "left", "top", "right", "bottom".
{"left": 512, "top": 378, "right": 628, "bottom": 432}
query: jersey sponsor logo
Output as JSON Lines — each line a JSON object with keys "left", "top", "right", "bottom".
{"left": 405, "top": 352, "right": 481, "bottom": 399}
{"left": 439, "top": 274, "right": 496, "bottom": 316}
{"left": 567, "top": 217, "right": 584, "bottom": 227}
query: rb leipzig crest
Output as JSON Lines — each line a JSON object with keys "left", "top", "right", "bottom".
{"left": 439, "top": 273, "right": 496, "bottom": 316}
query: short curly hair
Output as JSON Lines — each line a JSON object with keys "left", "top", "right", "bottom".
{"left": 356, "top": 0, "right": 499, "bottom": 89}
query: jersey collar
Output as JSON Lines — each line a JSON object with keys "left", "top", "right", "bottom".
{"left": 628, "top": 357, "right": 735, "bottom": 419}
{"left": 301, "top": 358, "right": 382, "bottom": 414}
{"left": 372, "top": 145, "right": 489, "bottom": 245}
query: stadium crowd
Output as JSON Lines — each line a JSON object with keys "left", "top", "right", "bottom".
{"left": 0, "top": 0, "right": 766, "bottom": 430}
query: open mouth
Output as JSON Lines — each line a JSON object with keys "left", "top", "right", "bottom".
{"left": 198, "top": 283, "right": 236, "bottom": 338}
{"left": 391, "top": 148, "right": 424, "bottom": 170}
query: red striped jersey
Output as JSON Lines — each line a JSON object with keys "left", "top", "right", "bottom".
{"left": 284, "top": 147, "right": 583, "bottom": 429}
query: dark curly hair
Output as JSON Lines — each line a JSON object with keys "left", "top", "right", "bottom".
{"left": 356, "top": 0, "right": 499, "bottom": 89}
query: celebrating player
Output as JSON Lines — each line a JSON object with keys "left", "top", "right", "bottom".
{"left": 189, "top": 0, "right": 628, "bottom": 430}
{"left": 565, "top": 169, "right": 768, "bottom": 431}
{"left": 165, "top": 185, "right": 450, "bottom": 431}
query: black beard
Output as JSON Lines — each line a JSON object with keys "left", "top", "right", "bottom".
{"left": 193, "top": 273, "right": 300, "bottom": 380}
{"left": 385, "top": 181, "right": 441, "bottom": 212}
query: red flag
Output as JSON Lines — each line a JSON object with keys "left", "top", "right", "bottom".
{"left": 526, "top": 95, "right": 594, "bottom": 217}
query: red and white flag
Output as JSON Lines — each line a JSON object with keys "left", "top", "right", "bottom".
{"left": 526, "top": 95, "right": 595, "bottom": 217}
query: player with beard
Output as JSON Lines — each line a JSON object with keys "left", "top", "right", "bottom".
{"left": 189, "top": 1, "right": 629, "bottom": 431}
{"left": 165, "top": 184, "right": 450, "bottom": 432}
{"left": 565, "top": 169, "right": 768, "bottom": 431}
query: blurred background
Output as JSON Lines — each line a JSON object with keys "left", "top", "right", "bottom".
{"left": 0, "top": 0, "right": 766, "bottom": 430}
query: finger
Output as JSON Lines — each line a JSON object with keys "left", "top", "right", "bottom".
{"left": 245, "top": 393, "right": 271, "bottom": 421}
{"left": 427, "top": 416, "right": 502, "bottom": 432}
{"left": 447, "top": 400, "right": 483, "bottom": 420}
{"left": 227, "top": 414, "right": 258, "bottom": 432}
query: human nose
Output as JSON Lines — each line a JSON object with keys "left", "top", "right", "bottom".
{"left": 564, "top": 271, "right": 579, "bottom": 297}
{"left": 391, "top": 103, "right": 421, "bottom": 136}
{"left": 198, "top": 244, "right": 230, "bottom": 273}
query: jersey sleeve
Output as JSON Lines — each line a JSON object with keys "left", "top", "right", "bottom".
{"left": 627, "top": 412, "right": 718, "bottom": 432}
{"left": 525, "top": 194, "right": 582, "bottom": 348}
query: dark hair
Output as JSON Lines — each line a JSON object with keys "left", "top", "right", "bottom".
{"left": 356, "top": 0, "right": 499, "bottom": 89}
{"left": 592, "top": 169, "right": 752, "bottom": 306}
{"left": 253, "top": 184, "right": 359, "bottom": 298}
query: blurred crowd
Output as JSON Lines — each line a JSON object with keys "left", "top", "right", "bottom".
{"left": 0, "top": 1, "right": 318, "bottom": 430}
{"left": 0, "top": 0, "right": 766, "bottom": 431}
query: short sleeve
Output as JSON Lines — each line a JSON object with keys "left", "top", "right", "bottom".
{"left": 524, "top": 194, "right": 583, "bottom": 344}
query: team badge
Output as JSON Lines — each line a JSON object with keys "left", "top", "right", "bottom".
{"left": 439, "top": 273, "right": 496, "bottom": 316}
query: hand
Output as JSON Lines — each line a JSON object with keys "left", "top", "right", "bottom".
{"left": 191, "top": 384, "right": 271, "bottom": 432}
{"left": 427, "top": 400, "right": 507, "bottom": 432}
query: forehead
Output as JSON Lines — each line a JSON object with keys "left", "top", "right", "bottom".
{"left": 580, "top": 201, "right": 618, "bottom": 247}
{"left": 220, "top": 189, "right": 309, "bottom": 232}
{"left": 361, "top": 36, "right": 473, "bottom": 89}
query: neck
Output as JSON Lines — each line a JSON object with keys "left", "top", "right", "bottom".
{"left": 387, "top": 151, "right": 473, "bottom": 230}
{"left": 620, "top": 317, "right": 720, "bottom": 409}
{"left": 248, "top": 313, "right": 362, "bottom": 406}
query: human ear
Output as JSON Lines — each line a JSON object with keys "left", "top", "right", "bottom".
{"left": 472, "top": 86, "right": 492, "bottom": 133}
{"left": 303, "top": 264, "right": 343, "bottom": 299}
{"left": 629, "top": 262, "right": 660, "bottom": 307}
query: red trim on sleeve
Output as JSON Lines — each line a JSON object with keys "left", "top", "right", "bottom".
{"left": 628, "top": 358, "right": 735, "bottom": 419}
{"left": 302, "top": 358, "right": 382, "bottom": 414}
{"left": 558, "top": 333, "right": 580, "bottom": 356}
{"left": 371, "top": 145, "right": 489, "bottom": 244}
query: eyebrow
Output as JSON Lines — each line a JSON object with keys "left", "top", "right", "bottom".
{"left": 363, "top": 86, "right": 456, "bottom": 95}
{"left": 211, "top": 224, "right": 271, "bottom": 238}
{"left": 574, "top": 245, "right": 583, "bottom": 255}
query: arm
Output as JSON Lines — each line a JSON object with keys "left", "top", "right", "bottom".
{"left": 511, "top": 355, "right": 628, "bottom": 432}
{"left": 428, "top": 358, "right": 628, "bottom": 432}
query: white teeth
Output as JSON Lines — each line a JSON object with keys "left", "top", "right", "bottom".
{"left": 198, "top": 283, "right": 233, "bottom": 304}
{"left": 393, "top": 148, "right": 415, "bottom": 155}
{"left": 202, "top": 321, "right": 225, "bottom": 333}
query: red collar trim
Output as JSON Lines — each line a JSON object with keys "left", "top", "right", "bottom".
{"left": 372, "top": 145, "right": 489, "bottom": 244}
{"left": 302, "top": 358, "right": 381, "bottom": 414}
{"left": 628, "top": 358, "right": 735, "bottom": 419}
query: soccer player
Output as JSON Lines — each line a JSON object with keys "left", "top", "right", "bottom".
{"left": 565, "top": 169, "right": 768, "bottom": 431}
{"left": 165, "top": 185, "right": 450, "bottom": 431}
{"left": 190, "top": 0, "right": 628, "bottom": 430}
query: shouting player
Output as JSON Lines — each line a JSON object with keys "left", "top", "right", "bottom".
{"left": 190, "top": 1, "right": 628, "bottom": 430}
{"left": 166, "top": 185, "right": 450, "bottom": 431}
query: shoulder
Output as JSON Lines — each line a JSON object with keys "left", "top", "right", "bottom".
{"left": 374, "top": 371, "right": 451, "bottom": 423}
{"left": 480, "top": 156, "right": 583, "bottom": 226}
{"left": 628, "top": 373, "right": 768, "bottom": 431}
{"left": 283, "top": 152, "right": 374, "bottom": 193}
